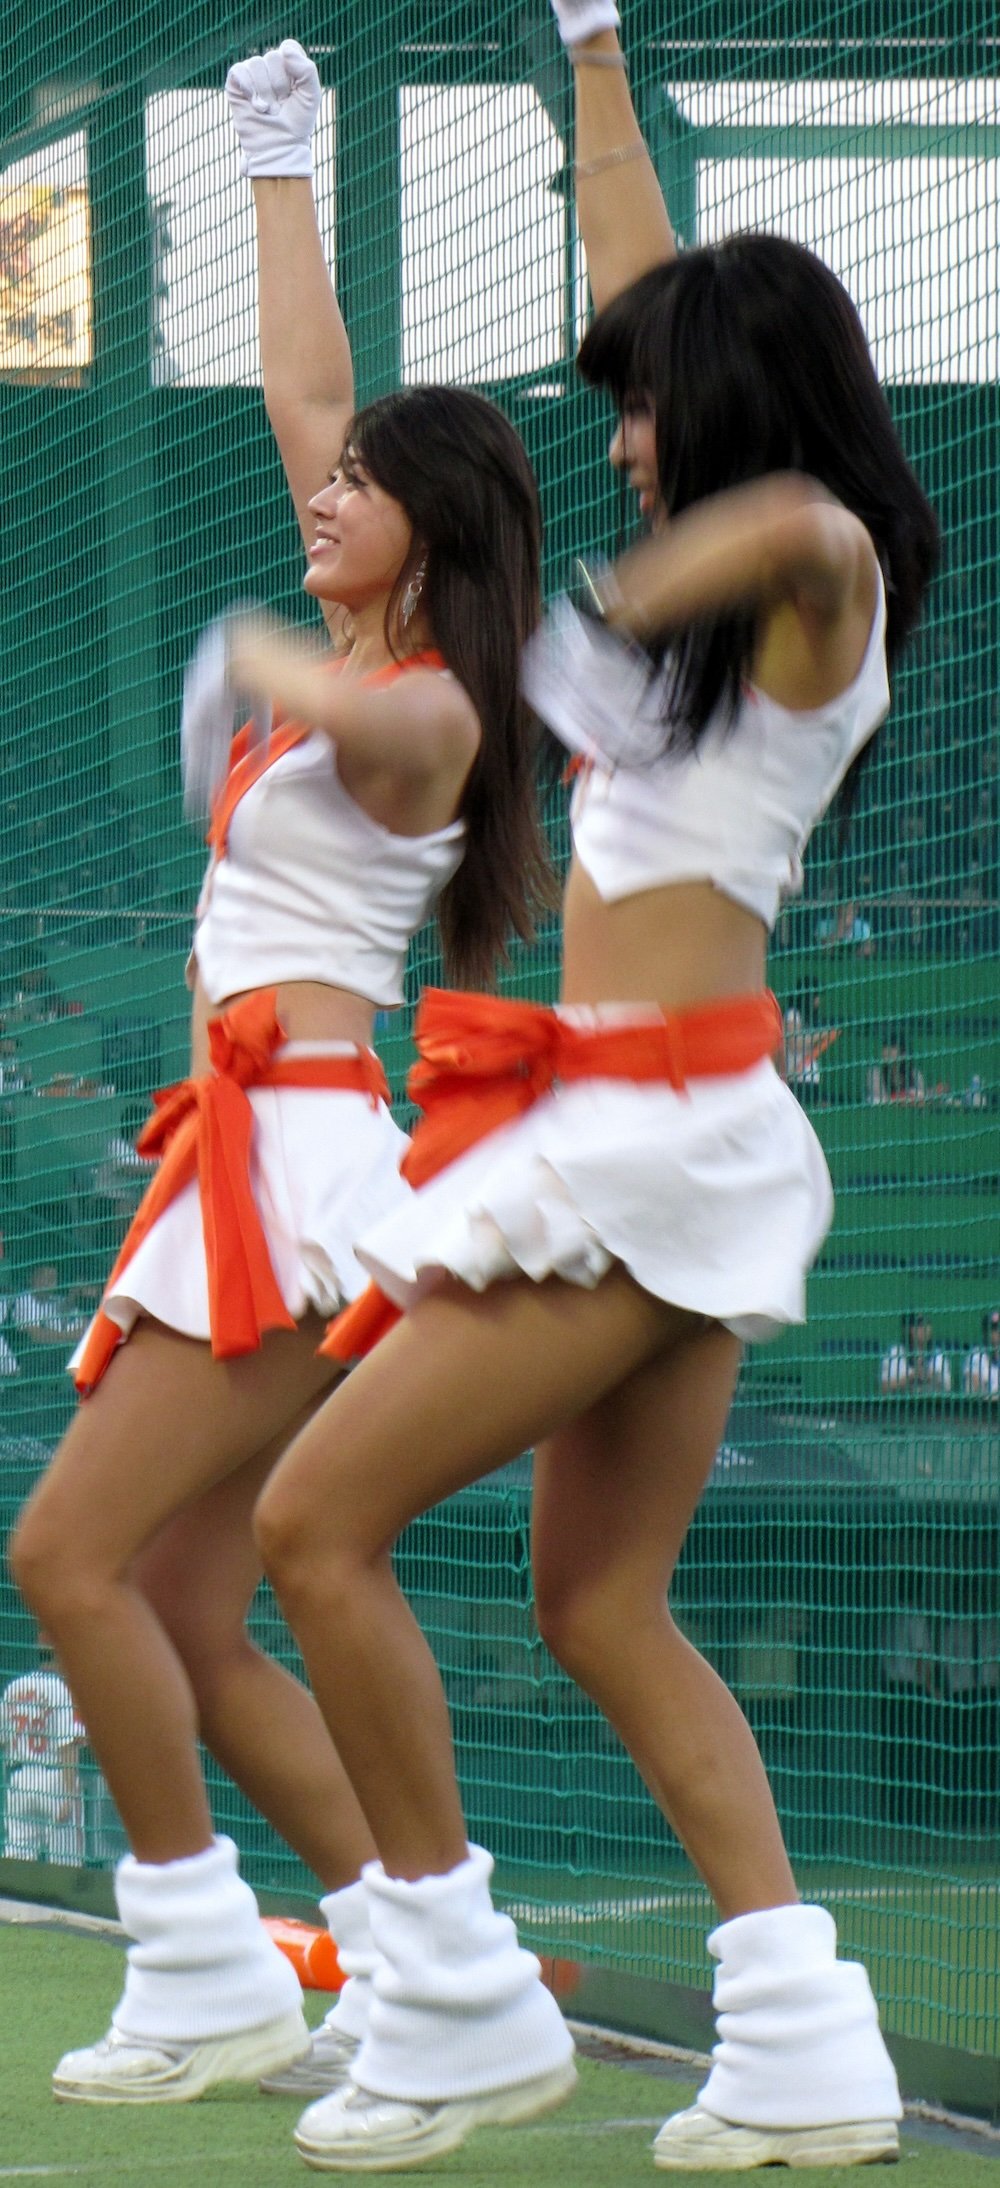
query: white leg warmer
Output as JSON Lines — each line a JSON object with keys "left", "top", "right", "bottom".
{"left": 352, "top": 1844, "right": 575, "bottom": 2102}
{"left": 319, "top": 1879, "right": 378, "bottom": 2041}
{"left": 697, "top": 1904, "right": 902, "bottom": 2129}
{"left": 112, "top": 1835, "right": 304, "bottom": 2041}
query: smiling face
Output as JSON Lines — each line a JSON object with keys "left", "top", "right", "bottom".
{"left": 303, "top": 450, "right": 417, "bottom": 612}
{"left": 608, "top": 402, "right": 659, "bottom": 525}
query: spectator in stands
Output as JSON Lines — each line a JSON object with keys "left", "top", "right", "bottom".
{"left": 0, "top": 1232, "right": 19, "bottom": 1383}
{"left": 867, "top": 1031, "right": 925, "bottom": 1106}
{"left": 0, "top": 1279, "right": 20, "bottom": 1389}
{"left": 880, "top": 1313, "right": 951, "bottom": 1396}
{"left": 0, "top": 1034, "right": 28, "bottom": 1093}
{"left": 12, "top": 1264, "right": 88, "bottom": 1354}
{"left": 91, "top": 1100, "right": 156, "bottom": 1228}
{"left": 782, "top": 1001, "right": 837, "bottom": 1108}
{"left": 817, "top": 896, "right": 873, "bottom": 953}
{"left": 963, "top": 1310, "right": 1000, "bottom": 1401}
{"left": 5, "top": 966, "right": 59, "bottom": 1027}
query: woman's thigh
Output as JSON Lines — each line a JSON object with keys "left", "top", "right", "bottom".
{"left": 259, "top": 1268, "right": 689, "bottom": 1565}
{"left": 531, "top": 1318, "right": 743, "bottom": 1619}
{"left": 15, "top": 1312, "right": 340, "bottom": 1585}
{"left": 133, "top": 1390, "right": 331, "bottom": 1653}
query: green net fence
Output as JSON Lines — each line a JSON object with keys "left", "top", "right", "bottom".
{"left": 1, "top": 0, "right": 997, "bottom": 2087}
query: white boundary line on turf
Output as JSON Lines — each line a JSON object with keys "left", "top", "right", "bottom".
{"left": 0, "top": 2160, "right": 307, "bottom": 2180}
{"left": 5, "top": 1883, "right": 995, "bottom": 1942}
{"left": 569, "top": 2017, "right": 709, "bottom": 2069}
{"left": 506, "top": 1878, "right": 999, "bottom": 1925}
{"left": 0, "top": 1897, "right": 124, "bottom": 1938}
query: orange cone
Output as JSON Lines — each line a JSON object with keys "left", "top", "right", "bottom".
{"left": 262, "top": 1915, "right": 344, "bottom": 1992}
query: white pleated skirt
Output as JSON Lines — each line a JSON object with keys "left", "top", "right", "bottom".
{"left": 71, "top": 1042, "right": 411, "bottom": 1363}
{"left": 354, "top": 1054, "right": 833, "bottom": 1345}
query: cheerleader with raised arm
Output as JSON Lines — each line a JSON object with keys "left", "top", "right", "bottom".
{"left": 11, "top": 40, "right": 550, "bottom": 2107}
{"left": 245, "top": 2, "right": 937, "bottom": 2171}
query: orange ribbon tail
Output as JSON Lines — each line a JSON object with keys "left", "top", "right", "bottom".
{"left": 76, "top": 990, "right": 388, "bottom": 1395}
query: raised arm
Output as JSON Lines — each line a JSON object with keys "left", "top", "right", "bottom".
{"left": 549, "top": 0, "right": 676, "bottom": 312}
{"left": 226, "top": 42, "right": 354, "bottom": 630}
{"left": 597, "top": 477, "right": 881, "bottom": 709}
{"left": 600, "top": 478, "right": 877, "bottom": 635}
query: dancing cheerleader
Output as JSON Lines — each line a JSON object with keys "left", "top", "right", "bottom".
{"left": 248, "top": 3, "right": 937, "bottom": 2172}
{"left": 11, "top": 40, "right": 550, "bottom": 2106}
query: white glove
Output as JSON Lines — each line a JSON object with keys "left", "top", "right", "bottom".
{"left": 225, "top": 38, "right": 322, "bottom": 179}
{"left": 549, "top": 0, "right": 621, "bottom": 50}
{"left": 181, "top": 613, "right": 271, "bottom": 821}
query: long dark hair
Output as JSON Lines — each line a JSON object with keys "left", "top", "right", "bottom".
{"left": 578, "top": 235, "right": 939, "bottom": 741}
{"left": 346, "top": 386, "right": 554, "bottom": 988}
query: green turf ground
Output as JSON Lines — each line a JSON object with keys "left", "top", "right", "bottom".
{"left": 1, "top": 1925, "right": 996, "bottom": 2185}
{"left": 497, "top": 1866, "right": 1000, "bottom": 2058}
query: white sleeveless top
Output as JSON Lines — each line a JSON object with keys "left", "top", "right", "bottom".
{"left": 570, "top": 569, "right": 889, "bottom": 928}
{"left": 191, "top": 724, "right": 465, "bottom": 1010}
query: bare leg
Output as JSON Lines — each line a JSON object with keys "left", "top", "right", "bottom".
{"left": 135, "top": 1415, "right": 376, "bottom": 1890}
{"left": 256, "top": 1269, "right": 686, "bottom": 1881}
{"left": 10, "top": 1313, "right": 339, "bottom": 1862}
{"left": 531, "top": 1320, "right": 797, "bottom": 1918}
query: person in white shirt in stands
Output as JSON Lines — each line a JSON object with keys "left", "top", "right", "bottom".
{"left": 0, "top": 1634, "right": 86, "bottom": 1862}
{"left": 0, "top": 1294, "right": 20, "bottom": 1383}
{"left": 880, "top": 1312, "right": 951, "bottom": 1395}
{"left": 962, "top": 1309, "right": 1000, "bottom": 1400}
{"left": 92, "top": 1101, "right": 157, "bottom": 1227}
{"left": 11, "top": 1264, "right": 87, "bottom": 1353}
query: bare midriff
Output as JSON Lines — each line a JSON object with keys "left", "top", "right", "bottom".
{"left": 190, "top": 973, "right": 377, "bottom": 1074}
{"left": 561, "top": 860, "right": 768, "bottom": 1014}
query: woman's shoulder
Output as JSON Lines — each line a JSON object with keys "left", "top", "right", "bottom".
{"left": 751, "top": 521, "right": 884, "bottom": 719}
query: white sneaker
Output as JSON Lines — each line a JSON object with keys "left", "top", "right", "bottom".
{"left": 260, "top": 2021, "right": 361, "bottom": 2096}
{"left": 653, "top": 2104, "right": 900, "bottom": 2170}
{"left": 52, "top": 2009, "right": 310, "bottom": 2104}
{"left": 294, "top": 2060, "right": 579, "bottom": 2170}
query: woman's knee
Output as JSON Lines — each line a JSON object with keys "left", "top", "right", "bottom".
{"left": 253, "top": 1472, "right": 347, "bottom": 1610}
{"left": 253, "top": 1466, "right": 308, "bottom": 1574}
{"left": 535, "top": 1569, "right": 669, "bottom": 1689}
{"left": 9, "top": 1489, "right": 95, "bottom": 1620}
{"left": 254, "top": 1472, "right": 375, "bottom": 1623}
{"left": 534, "top": 1569, "right": 601, "bottom": 1679}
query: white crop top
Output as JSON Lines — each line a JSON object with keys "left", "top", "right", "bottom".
{"left": 568, "top": 569, "right": 889, "bottom": 928}
{"left": 191, "top": 725, "right": 465, "bottom": 1010}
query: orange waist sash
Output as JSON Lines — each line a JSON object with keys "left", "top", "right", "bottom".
{"left": 321, "top": 985, "right": 783, "bottom": 1364}
{"left": 75, "top": 988, "right": 389, "bottom": 1395}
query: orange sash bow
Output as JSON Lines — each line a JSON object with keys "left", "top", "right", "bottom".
{"left": 321, "top": 985, "right": 783, "bottom": 1364}
{"left": 75, "top": 989, "right": 389, "bottom": 1394}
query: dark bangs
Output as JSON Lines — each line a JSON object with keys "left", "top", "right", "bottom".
{"left": 576, "top": 263, "right": 679, "bottom": 414}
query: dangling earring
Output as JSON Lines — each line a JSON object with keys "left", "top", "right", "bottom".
{"left": 401, "top": 552, "right": 428, "bottom": 628}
